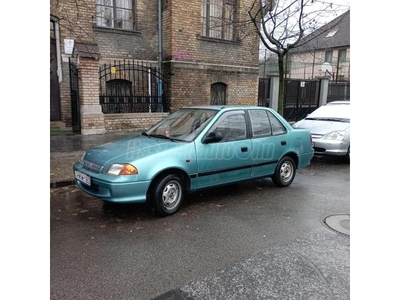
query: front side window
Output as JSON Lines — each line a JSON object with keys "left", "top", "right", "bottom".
{"left": 96, "top": 0, "right": 135, "bottom": 30}
{"left": 211, "top": 112, "right": 246, "bottom": 142}
{"left": 202, "top": 0, "right": 236, "bottom": 40}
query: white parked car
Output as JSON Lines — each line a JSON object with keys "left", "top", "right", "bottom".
{"left": 292, "top": 100, "right": 350, "bottom": 163}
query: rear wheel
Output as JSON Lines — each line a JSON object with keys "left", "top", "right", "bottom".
{"left": 272, "top": 156, "right": 296, "bottom": 187}
{"left": 151, "top": 174, "right": 184, "bottom": 217}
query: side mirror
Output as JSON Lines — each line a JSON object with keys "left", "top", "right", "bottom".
{"left": 203, "top": 132, "right": 223, "bottom": 144}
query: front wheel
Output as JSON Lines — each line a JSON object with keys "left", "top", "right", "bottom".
{"left": 151, "top": 174, "right": 184, "bottom": 217}
{"left": 272, "top": 156, "right": 296, "bottom": 187}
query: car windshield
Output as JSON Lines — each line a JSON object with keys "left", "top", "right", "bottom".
{"left": 145, "top": 108, "right": 218, "bottom": 142}
{"left": 306, "top": 104, "right": 350, "bottom": 122}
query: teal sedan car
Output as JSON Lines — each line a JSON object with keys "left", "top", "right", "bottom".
{"left": 73, "top": 106, "right": 314, "bottom": 216}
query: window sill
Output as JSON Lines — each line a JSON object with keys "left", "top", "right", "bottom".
{"left": 93, "top": 26, "right": 141, "bottom": 36}
{"left": 197, "top": 35, "right": 241, "bottom": 45}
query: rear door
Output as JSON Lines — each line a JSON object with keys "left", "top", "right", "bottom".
{"left": 195, "top": 110, "right": 253, "bottom": 188}
{"left": 248, "top": 109, "right": 289, "bottom": 177}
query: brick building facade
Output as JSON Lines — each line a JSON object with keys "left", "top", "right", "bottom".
{"left": 50, "top": 0, "right": 260, "bottom": 134}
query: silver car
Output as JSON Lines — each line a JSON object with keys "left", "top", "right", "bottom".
{"left": 292, "top": 101, "right": 350, "bottom": 163}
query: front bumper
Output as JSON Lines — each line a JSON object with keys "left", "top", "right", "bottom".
{"left": 312, "top": 139, "right": 349, "bottom": 156}
{"left": 73, "top": 162, "right": 150, "bottom": 203}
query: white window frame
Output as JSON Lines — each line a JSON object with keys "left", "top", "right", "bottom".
{"left": 95, "top": 0, "right": 136, "bottom": 30}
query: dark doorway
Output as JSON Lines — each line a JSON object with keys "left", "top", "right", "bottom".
{"left": 50, "top": 39, "right": 61, "bottom": 121}
{"left": 69, "top": 59, "right": 81, "bottom": 133}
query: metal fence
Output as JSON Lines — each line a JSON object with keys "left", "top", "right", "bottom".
{"left": 327, "top": 82, "right": 350, "bottom": 102}
{"left": 99, "top": 60, "right": 168, "bottom": 114}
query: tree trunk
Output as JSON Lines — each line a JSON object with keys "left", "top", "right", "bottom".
{"left": 278, "top": 55, "right": 285, "bottom": 115}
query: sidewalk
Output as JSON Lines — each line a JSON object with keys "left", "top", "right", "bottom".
{"left": 50, "top": 131, "right": 138, "bottom": 188}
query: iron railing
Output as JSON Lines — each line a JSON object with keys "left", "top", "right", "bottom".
{"left": 99, "top": 60, "right": 168, "bottom": 114}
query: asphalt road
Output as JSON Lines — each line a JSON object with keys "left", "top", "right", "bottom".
{"left": 50, "top": 157, "right": 350, "bottom": 300}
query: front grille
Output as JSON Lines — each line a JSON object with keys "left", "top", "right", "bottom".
{"left": 82, "top": 159, "right": 103, "bottom": 173}
{"left": 314, "top": 147, "right": 326, "bottom": 152}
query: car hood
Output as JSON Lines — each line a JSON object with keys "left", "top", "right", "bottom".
{"left": 294, "top": 119, "right": 350, "bottom": 135}
{"left": 83, "top": 135, "right": 186, "bottom": 165}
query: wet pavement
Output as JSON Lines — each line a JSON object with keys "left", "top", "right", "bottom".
{"left": 50, "top": 132, "right": 139, "bottom": 187}
{"left": 50, "top": 132, "right": 350, "bottom": 299}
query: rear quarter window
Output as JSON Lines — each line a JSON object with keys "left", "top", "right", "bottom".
{"left": 267, "top": 111, "right": 287, "bottom": 135}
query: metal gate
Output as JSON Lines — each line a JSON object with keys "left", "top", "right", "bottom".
{"left": 327, "top": 82, "right": 350, "bottom": 102}
{"left": 283, "top": 79, "right": 320, "bottom": 122}
{"left": 69, "top": 59, "right": 81, "bottom": 133}
{"left": 50, "top": 39, "right": 61, "bottom": 121}
{"left": 99, "top": 60, "right": 167, "bottom": 113}
{"left": 258, "top": 78, "right": 270, "bottom": 107}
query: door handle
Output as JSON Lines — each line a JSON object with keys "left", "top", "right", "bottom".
{"left": 241, "top": 147, "right": 248, "bottom": 152}
{"left": 281, "top": 141, "right": 287, "bottom": 146}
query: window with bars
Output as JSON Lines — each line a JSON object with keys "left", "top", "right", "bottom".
{"left": 202, "top": 0, "right": 237, "bottom": 40}
{"left": 96, "top": 0, "right": 135, "bottom": 30}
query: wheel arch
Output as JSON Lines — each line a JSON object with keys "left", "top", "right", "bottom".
{"left": 282, "top": 152, "right": 299, "bottom": 168}
{"left": 148, "top": 168, "right": 191, "bottom": 194}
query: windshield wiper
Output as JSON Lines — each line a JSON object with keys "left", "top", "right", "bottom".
{"left": 148, "top": 134, "right": 176, "bottom": 142}
{"left": 141, "top": 132, "right": 150, "bottom": 138}
{"left": 306, "top": 117, "right": 349, "bottom": 122}
{"left": 324, "top": 117, "right": 350, "bottom": 122}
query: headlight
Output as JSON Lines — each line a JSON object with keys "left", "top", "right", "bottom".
{"left": 322, "top": 130, "right": 346, "bottom": 141}
{"left": 107, "top": 164, "right": 138, "bottom": 175}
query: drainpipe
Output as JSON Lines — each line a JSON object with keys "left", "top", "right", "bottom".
{"left": 157, "top": 0, "right": 163, "bottom": 112}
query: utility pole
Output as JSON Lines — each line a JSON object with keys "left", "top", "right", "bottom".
{"left": 157, "top": 0, "right": 163, "bottom": 112}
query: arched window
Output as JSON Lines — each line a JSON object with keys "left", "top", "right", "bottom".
{"left": 210, "top": 82, "right": 227, "bottom": 105}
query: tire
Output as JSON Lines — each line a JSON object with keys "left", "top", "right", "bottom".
{"left": 272, "top": 156, "right": 296, "bottom": 187}
{"left": 151, "top": 174, "right": 184, "bottom": 217}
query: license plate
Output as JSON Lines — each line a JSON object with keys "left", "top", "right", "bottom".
{"left": 75, "top": 170, "right": 91, "bottom": 186}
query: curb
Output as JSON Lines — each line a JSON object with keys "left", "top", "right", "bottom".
{"left": 50, "top": 179, "right": 75, "bottom": 189}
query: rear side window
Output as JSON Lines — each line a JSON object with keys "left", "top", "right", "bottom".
{"left": 249, "top": 110, "right": 272, "bottom": 138}
{"left": 267, "top": 111, "right": 287, "bottom": 135}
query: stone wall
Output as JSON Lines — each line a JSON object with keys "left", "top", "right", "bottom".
{"left": 50, "top": 0, "right": 261, "bottom": 134}
{"left": 104, "top": 113, "right": 169, "bottom": 132}
{"left": 166, "top": 62, "right": 259, "bottom": 111}
{"left": 162, "top": 0, "right": 260, "bottom": 110}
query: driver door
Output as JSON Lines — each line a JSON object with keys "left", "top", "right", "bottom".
{"left": 194, "top": 110, "right": 253, "bottom": 189}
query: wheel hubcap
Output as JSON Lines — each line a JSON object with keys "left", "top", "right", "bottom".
{"left": 280, "top": 161, "right": 293, "bottom": 182}
{"left": 162, "top": 181, "right": 181, "bottom": 210}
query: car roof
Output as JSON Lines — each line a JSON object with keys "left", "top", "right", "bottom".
{"left": 183, "top": 105, "right": 270, "bottom": 111}
{"left": 326, "top": 100, "right": 350, "bottom": 105}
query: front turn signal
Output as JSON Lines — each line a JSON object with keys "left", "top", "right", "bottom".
{"left": 107, "top": 164, "right": 138, "bottom": 175}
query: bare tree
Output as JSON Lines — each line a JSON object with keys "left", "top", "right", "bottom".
{"left": 248, "top": 0, "right": 348, "bottom": 114}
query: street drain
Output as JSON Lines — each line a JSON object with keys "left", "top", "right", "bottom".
{"left": 324, "top": 214, "right": 350, "bottom": 236}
